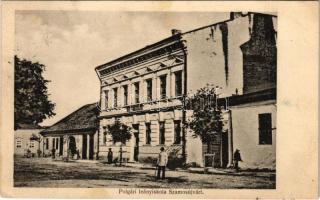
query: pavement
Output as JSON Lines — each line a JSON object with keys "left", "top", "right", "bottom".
{"left": 14, "top": 157, "right": 276, "bottom": 188}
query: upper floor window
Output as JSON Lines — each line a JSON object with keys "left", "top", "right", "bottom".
{"left": 259, "top": 113, "right": 272, "bottom": 145}
{"left": 175, "top": 71, "right": 182, "bottom": 97}
{"left": 134, "top": 82, "right": 140, "bottom": 104}
{"left": 146, "top": 79, "right": 152, "bottom": 102}
{"left": 160, "top": 75, "right": 167, "bottom": 99}
{"left": 105, "top": 90, "right": 109, "bottom": 109}
{"left": 123, "top": 85, "right": 128, "bottom": 106}
{"left": 113, "top": 88, "right": 118, "bottom": 107}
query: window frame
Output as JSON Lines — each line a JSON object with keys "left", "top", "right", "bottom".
{"left": 175, "top": 71, "right": 183, "bottom": 97}
{"left": 145, "top": 123, "right": 151, "bottom": 145}
{"left": 146, "top": 79, "right": 153, "bottom": 102}
{"left": 134, "top": 82, "right": 140, "bottom": 104}
{"left": 123, "top": 85, "right": 128, "bottom": 106}
{"left": 159, "top": 122, "right": 165, "bottom": 145}
{"left": 258, "top": 113, "right": 272, "bottom": 145}
{"left": 160, "top": 75, "right": 167, "bottom": 99}
{"left": 113, "top": 88, "right": 118, "bottom": 107}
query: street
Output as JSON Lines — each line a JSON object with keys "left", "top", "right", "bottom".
{"left": 14, "top": 157, "right": 275, "bottom": 188}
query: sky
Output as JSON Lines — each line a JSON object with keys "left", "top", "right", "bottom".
{"left": 15, "top": 11, "right": 229, "bottom": 126}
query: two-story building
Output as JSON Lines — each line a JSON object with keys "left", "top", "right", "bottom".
{"left": 94, "top": 12, "right": 277, "bottom": 169}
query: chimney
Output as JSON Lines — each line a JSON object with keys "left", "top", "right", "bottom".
{"left": 230, "top": 12, "right": 243, "bottom": 20}
{"left": 171, "top": 29, "right": 182, "bottom": 35}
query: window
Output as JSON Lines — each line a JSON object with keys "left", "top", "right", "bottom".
{"left": 56, "top": 138, "right": 59, "bottom": 149}
{"left": 134, "top": 82, "right": 140, "bottom": 103}
{"left": 103, "top": 127, "right": 107, "bottom": 144}
{"left": 146, "top": 79, "right": 152, "bottom": 102}
{"left": 174, "top": 121, "right": 181, "bottom": 144}
{"left": 113, "top": 88, "right": 118, "bottom": 107}
{"left": 259, "top": 113, "right": 272, "bottom": 145}
{"left": 16, "top": 138, "right": 22, "bottom": 148}
{"left": 146, "top": 123, "right": 151, "bottom": 145}
{"left": 123, "top": 85, "right": 128, "bottom": 106}
{"left": 46, "top": 138, "right": 49, "bottom": 150}
{"left": 30, "top": 140, "right": 35, "bottom": 148}
{"left": 160, "top": 75, "right": 167, "bottom": 99}
{"left": 159, "top": 122, "right": 165, "bottom": 145}
{"left": 175, "top": 71, "right": 182, "bottom": 97}
{"left": 105, "top": 90, "right": 109, "bottom": 109}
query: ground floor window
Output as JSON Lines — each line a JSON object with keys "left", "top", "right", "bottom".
{"left": 258, "top": 113, "right": 272, "bottom": 145}
{"left": 174, "top": 120, "right": 181, "bottom": 144}
{"left": 16, "top": 139, "right": 22, "bottom": 148}
{"left": 159, "top": 122, "right": 165, "bottom": 145}
{"left": 146, "top": 123, "right": 151, "bottom": 145}
{"left": 30, "top": 140, "right": 35, "bottom": 148}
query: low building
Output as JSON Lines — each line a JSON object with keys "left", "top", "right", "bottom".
{"left": 94, "top": 12, "right": 277, "bottom": 169}
{"left": 14, "top": 124, "right": 45, "bottom": 157}
{"left": 40, "top": 103, "right": 99, "bottom": 159}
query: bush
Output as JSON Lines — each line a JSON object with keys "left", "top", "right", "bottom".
{"left": 138, "top": 156, "right": 158, "bottom": 166}
{"left": 184, "top": 162, "right": 201, "bottom": 168}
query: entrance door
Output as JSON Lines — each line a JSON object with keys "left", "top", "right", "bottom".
{"left": 221, "top": 131, "right": 229, "bottom": 168}
{"left": 68, "top": 136, "right": 76, "bottom": 157}
{"left": 132, "top": 124, "right": 139, "bottom": 161}
{"left": 82, "top": 134, "right": 87, "bottom": 159}
{"left": 59, "top": 136, "right": 63, "bottom": 156}
{"left": 89, "top": 134, "right": 94, "bottom": 160}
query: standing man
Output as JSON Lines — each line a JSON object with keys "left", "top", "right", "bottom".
{"left": 107, "top": 148, "right": 113, "bottom": 164}
{"left": 157, "top": 147, "right": 168, "bottom": 180}
{"left": 233, "top": 149, "right": 242, "bottom": 172}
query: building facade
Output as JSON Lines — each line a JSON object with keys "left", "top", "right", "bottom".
{"left": 93, "top": 12, "right": 277, "bottom": 169}
{"left": 14, "top": 124, "right": 44, "bottom": 156}
{"left": 40, "top": 103, "right": 99, "bottom": 160}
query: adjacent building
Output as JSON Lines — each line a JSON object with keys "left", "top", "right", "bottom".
{"left": 95, "top": 12, "right": 277, "bottom": 169}
{"left": 14, "top": 124, "right": 45, "bottom": 156}
{"left": 40, "top": 103, "right": 99, "bottom": 159}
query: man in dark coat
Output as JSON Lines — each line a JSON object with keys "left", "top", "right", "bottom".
{"left": 107, "top": 148, "right": 113, "bottom": 164}
{"left": 233, "top": 149, "right": 242, "bottom": 172}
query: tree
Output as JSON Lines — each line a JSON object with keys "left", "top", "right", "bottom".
{"left": 108, "top": 119, "right": 132, "bottom": 165}
{"left": 184, "top": 85, "right": 223, "bottom": 155}
{"left": 14, "top": 56, "right": 55, "bottom": 129}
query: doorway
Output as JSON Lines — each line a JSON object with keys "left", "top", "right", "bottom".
{"left": 82, "top": 134, "right": 87, "bottom": 159}
{"left": 68, "top": 136, "right": 77, "bottom": 156}
{"left": 59, "top": 136, "right": 63, "bottom": 156}
{"left": 132, "top": 124, "right": 139, "bottom": 161}
{"left": 221, "top": 131, "right": 229, "bottom": 168}
{"left": 89, "top": 134, "right": 94, "bottom": 160}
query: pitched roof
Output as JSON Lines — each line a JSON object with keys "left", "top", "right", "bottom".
{"left": 41, "top": 103, "right": 99, "bottom": 135}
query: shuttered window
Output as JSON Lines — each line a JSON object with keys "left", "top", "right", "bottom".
{"left": 258, "top": 113, "right": 272, "bottom": 145}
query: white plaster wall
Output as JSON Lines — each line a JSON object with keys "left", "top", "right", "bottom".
{"left": 231, "top": 101, "right": 276, "bottom": 169}
{"left": 183, "top": 16, "right": 251, "bottom": 96}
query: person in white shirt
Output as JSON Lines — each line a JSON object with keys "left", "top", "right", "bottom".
{"left": 156, "top": 147, "right": 168, "bottom": 180}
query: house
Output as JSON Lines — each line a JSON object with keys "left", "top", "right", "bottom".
{"left": 40, "top": 103, "right": 99, "bottom": 159}
{"left": 94, "top": 12, "right": 277, "bottom": 169}
{"left": 14, "top": 124, "right": 45, "bottom": 157}
{"left": 32, "top": 12, "right": 274, "bottom": 169}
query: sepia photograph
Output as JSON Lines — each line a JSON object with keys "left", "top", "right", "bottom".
{"left": 13, "top": 10, "right": 277, "bottom": 189}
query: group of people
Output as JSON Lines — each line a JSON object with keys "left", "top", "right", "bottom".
{"left": 106, "top": 147, "right": 242, "bottom": 180}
